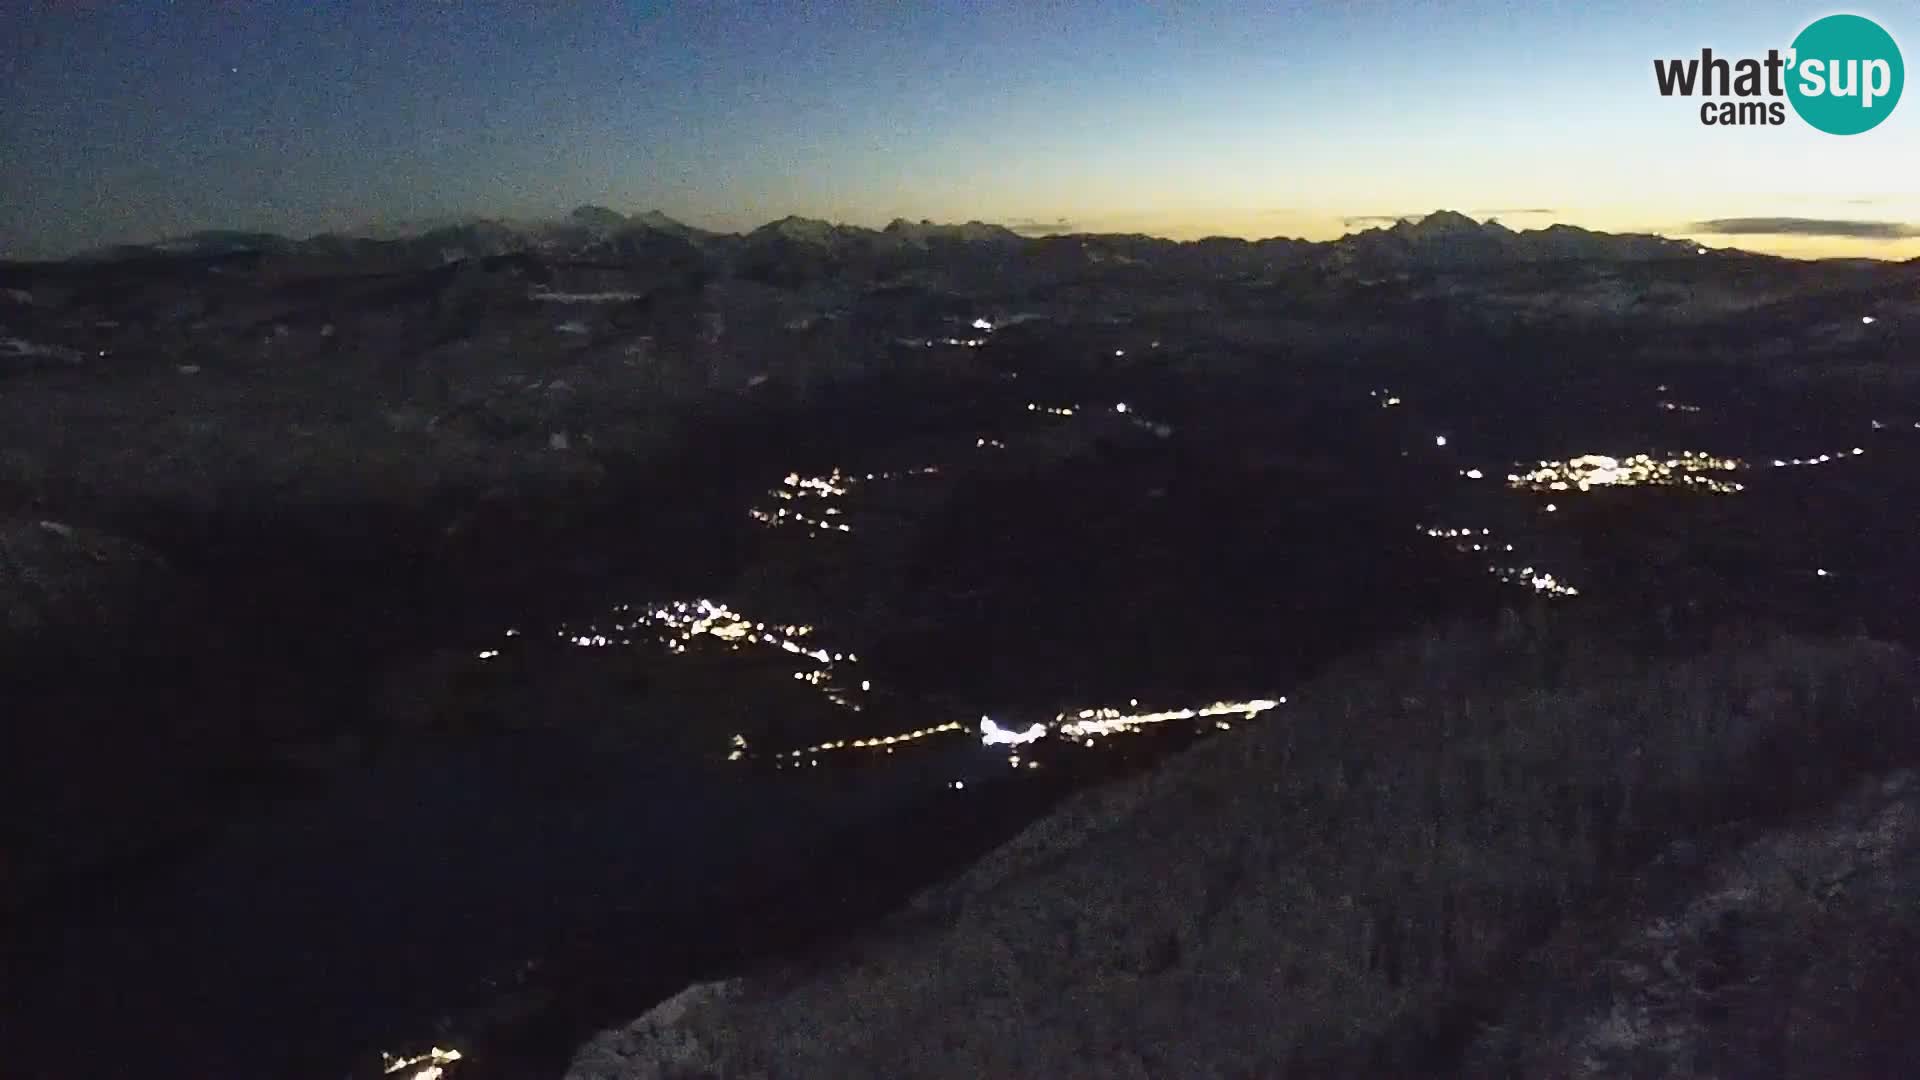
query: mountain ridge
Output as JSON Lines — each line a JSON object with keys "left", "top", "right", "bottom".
{"left": 56, "top": 209, "right": 1709, "bottom": 273}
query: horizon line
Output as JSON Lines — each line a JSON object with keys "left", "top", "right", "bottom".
{"left": 12, "top": 208, "right": 1919, "bottom": 265}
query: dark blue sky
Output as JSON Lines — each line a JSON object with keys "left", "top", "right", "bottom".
{"left": 2, "top": 1, "right": 1913, "bottom": 259}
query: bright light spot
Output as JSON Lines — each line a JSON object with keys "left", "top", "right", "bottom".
{"left": 1115, "top": 402, "right": 1129, "bottom": 413}
{"left": 1434, "top": 435, "right": 1448, "bottom": 447}
{"left": 1862, "top": 316, "right": 1876, "bottom": 325}
{"left": 1544, "top": 503, "right": 1557, "bottom": 512}
{"left": 980, "top": 717, "right": 1046, "bottom": 746}
{"left": 971, "top": 318, "right": 993, "bottom": 330}
{"left": 1696, "top": 246, "right": 1708, "bottom": 255}
{"left": 1817, "top": 568, "right": 1830, "bottom": 577}
{"left": 860, "top": 680, "right": 871, "bottom": 691}
{"left": 1463, "top": 468, "right": 1483, "bottom": 479}
{"left": 476, "top": 649, "right": 500, "bottom": 661}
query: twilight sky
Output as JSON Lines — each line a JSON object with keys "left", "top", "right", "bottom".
{"left": 2, "top": 0, "right": 1914, "bottom": 260}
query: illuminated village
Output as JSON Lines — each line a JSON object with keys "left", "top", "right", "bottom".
{"left": 1506, "top": 451, "right": 1745, "bottom": 495}
{"left": 1501, "top": 444, "right": 1872, "bottom": 498}
{"left": 379, "top": 1046, "right": 462, "bottom": 1080}
{"left": 747, "top": 466, "right": 941, "bottom": 536}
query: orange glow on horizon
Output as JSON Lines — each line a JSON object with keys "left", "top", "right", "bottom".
{"left": 978, "top": 211, "right": 1920, "bottom": 262}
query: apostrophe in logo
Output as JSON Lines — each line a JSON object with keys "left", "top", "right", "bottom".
{"left": 1652, "top": 13, "right": 1903, "bottom": 133}
{"left": 1786, "top": 14, "right": 1903, "bottom": 134}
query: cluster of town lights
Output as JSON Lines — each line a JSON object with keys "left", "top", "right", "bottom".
{"left": 748, "top": 466, "right": 940, "bottom": 536}
{"left": 381, "top": 1047, "right": 463, "bottom": 1079}
{"left": 1488, "top": 565, "right": 1579, "bottom": 597}
{"left": 1507, "top": 452, "right": 1744, "bottom": 495}
{"left": 477, "top": 599, "right": 869, "bottom": 712}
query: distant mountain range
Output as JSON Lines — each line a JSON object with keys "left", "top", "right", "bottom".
{"left": 66, "top": 207, "right": 1704, "bottom": 276}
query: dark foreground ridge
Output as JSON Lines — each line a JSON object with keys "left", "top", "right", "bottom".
{"left": 563, "top": 624, "right": 1920, "bottom": 1079}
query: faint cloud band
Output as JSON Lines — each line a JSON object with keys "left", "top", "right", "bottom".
{"left": 1005, "top": 218, "right": 1075, "bottom": 236}
{"left": 1692, "top": 217, "right": 1920, "bottom": 239}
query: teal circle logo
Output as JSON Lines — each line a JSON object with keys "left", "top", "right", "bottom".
{"left": 1786, "top": 14, "right": 1904, "bottom": 134}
